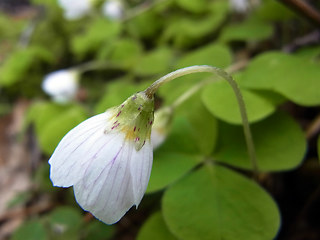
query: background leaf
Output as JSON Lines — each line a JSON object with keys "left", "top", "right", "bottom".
{"left": 27, "top": 102, "right": 88, "bottom": 155}
{"left": 162, "top": 164, "right": 281, "bottom": 240}
{"left": 240, "top": 52, "right": 320, "bottom": 106}
{"left": 47, "top": 207, "right": 82, "bottom": 240}
{"left": 175, "top": 0, "right": 207, "bottom": 13}
{"left": 11, "top": 220, "right": 47, "bottom": 240}
{"left": 219, "top": 19, "right": 273, "bottom": 42}
{"left": 134, "top": 46, "right": 173, "bottom": 76}
{"left": 71, "top": 19, "right": 121, "bottom": 58}
{"left": 214, "top": 111, "right": 307, "bottom": 171}
{"left": 83, "top": 221, "right": 114, "bottom": 240}
{"left": 159, "top": 43, "right": 232, "bottom": 105}
{"left": 202, "top": 80, "right": 278, "bottom": 124}
{"left": 147, "top": 151, "right": 201, "bottom": 193}
{"left": 137, "top": 211, "right": 177, "bottom": 240}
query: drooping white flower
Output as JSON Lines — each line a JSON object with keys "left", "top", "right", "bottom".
{"left": 151, "top": 107, "right": 173, "bottom": 149}
{"left": 229, "top": 0, "right": 260, "bottom": 13}
{"left": 49, "top": 92, "right": 154, "bottom": 224}
{"left": 102, "top": 0, "right": 124, "bottom": 20}
{"left": 42, "top": 69, "right": 79, "bottom": 103}
{"left": 58, "top": 0, "right": 93, "bottom": 20}
{"left": 229, "top": 0, "right": 249, "bottom": 13}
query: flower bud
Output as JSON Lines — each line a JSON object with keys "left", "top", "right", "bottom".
{"left": 58, "top": 0, "right": 93, "bottom": 20}
{"left": 151, "top": 107, "right": 173, "bottom": 149}
{"left": 102, "top": 0, "right": 124, "bottom": 20}
{"left": 42, "top": 69, "right": 79, "bottom": 103}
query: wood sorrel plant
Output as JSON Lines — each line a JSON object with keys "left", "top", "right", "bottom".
{"left": 48, "top": 65, "right": 267, "bottom": 228}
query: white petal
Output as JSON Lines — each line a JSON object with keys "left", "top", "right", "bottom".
{"left": 49, "top": 111, "right": 113, "bottom": 187}
{"left": 151, "top": 129, "right": 166, "bottom": 149}
{"left": 102, "top": 0, "right": 123, "bottom": 20}
{"left": 73, "top": 140, "right": 152, "bottom": 224}
{"left": 73, "top": 138, "right": 133, "bottom": 224}
{"left": 130, "top": 140, "right": 153, "bottom": 206}
{"left": 229, "top": 0, "right": 249, "bottom": 12}
{"left": 58, "top": 0, "right": 92, "bottom": 20}
{"left": 42, "top": 70, "right": 78, "bottom": 102}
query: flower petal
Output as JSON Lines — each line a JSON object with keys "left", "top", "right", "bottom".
{"left": 49, "top": 111, "right": 113, "bottom": 187}
{"left": 73, "top": 137, "right": 136, "bottom": 224}
{"left": 130, "top": 140, "right": 153, "bottom": 206}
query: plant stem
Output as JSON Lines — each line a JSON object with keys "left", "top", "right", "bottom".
{"left": 171, "top": 60, "right": 249, "bottom": 109}
{"left": 73, "top": 61, "right": 109, "bottom": 73}
{"left": 144, "top": 65, "right": 258, "bottom": 175}
{"left": 171, "top": 79, "right": 212, "bottom": 109}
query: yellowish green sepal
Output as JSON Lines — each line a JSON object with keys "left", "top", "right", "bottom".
{"left": 106, "top": 91, "right": 154, "bottom": 151}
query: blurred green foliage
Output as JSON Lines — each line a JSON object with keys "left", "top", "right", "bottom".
{"left": 1, "top": 0, "right": 319, "bottom": 239}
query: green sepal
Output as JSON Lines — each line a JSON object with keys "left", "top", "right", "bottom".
{"left": 106, "top": 92, "right": 154, "bottom": 151}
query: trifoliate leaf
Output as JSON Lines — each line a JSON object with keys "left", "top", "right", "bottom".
{"left": 294, "top": 46, "right": 320, "bottom": 62}
{"left": 241, "top": 51, "right": 320, "bottom": 106}
{"left": 84, "top": 221, "right": 114, "bottom": 240}
{"left": 148, "top": 93, "right": 218, "bottom": 193}
{"left": 0, "top": 47, "right": 53, "bottom": 86}
{"left": 48, "top": 207, "right": 82, "bottom": 240}
{"left": 34, "top": 163, "right": 56, "bottom": 192}
{"left": 202, "top": 80, "right": 278, "bottom": 124}
{"left": 134, "top": 47, "right": 173, "bottom": 76}
{"left": 27, "top": 102, "right": 88, "bottom": 155}
{"left": 147, "top": 151, "right": 201, "bottom": 193}
{"left": 11, "top": 220, "right": 47, "bottom": 240}
{"left": 162, "top": 164, "right": 280, "bottom": 240}
{"left": 26, "top": 102, "right": 68, "bottom": 131}
{"left": 219, "top": 20, "right": 273, "bottom": 42}
{"left": 176, "top": 93, "right": 218, "bottom": 155}
{"left": 176, "top": 43, "right": 232, "bottom": 69}
{"left": 159, "top": 43, "right": 232, "bottom": 105}
{"left": 0, "top": 14, "right": 26, "bottom": 40}
{"left": 157, "top": 117, "right": 199, "bottom": 154}
{"left": 108, "top": 38, "right": 143, "bottom": 69}
{"left": 214, "top": 111, "right": 307, "bottom": 171}
{"left": 137, "top": 212, "right": 177, "bottom": 240}
{"left": 127, "top": 10, "right": 163, "bottom": 39}
{"left": 71, "top": 19, "right": 121, "bottom": 57}
{"left": 162, "top": 1, "right": 228, "bottom": 48}
{"left": 254, "top": 0, "right": 297, "bottom": 21}
{"left": 39, "top": 106, "right": 87, "bottom": 155}
{"left": 175, "top": 0, "right": 207, "bottom": 13}
{"left": 48, "top": 207, "right": 82, "bottom": 232}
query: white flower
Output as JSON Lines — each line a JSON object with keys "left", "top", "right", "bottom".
{"left": 42, "top": 69, "right": 79, "bottom": 103}
{"left": 229, "top": 0, "right": 260, "bottom": 13}
{"left": 229, "top": 0, "right": 249, "bottom": 13}
{"left": 151, "top": 107, "right": 173, "bottom": 149}
{"left": 49, "top": 92, "right": 154, "bottom": 224}
{"left": 102, "top": 0, "right": 124, "bottom": 20}
{"left": 58, "top": 0, "right": 93, "bottom": 20}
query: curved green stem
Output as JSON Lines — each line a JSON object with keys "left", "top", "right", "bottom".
{"left": 144, "top": 65, "right": 258, "bottom": 175}
{"left": 72, "top": 61, "right": 111, "bottom": 73}
{"left": 170, "top": 60, "right": 248, "bottom": 109}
